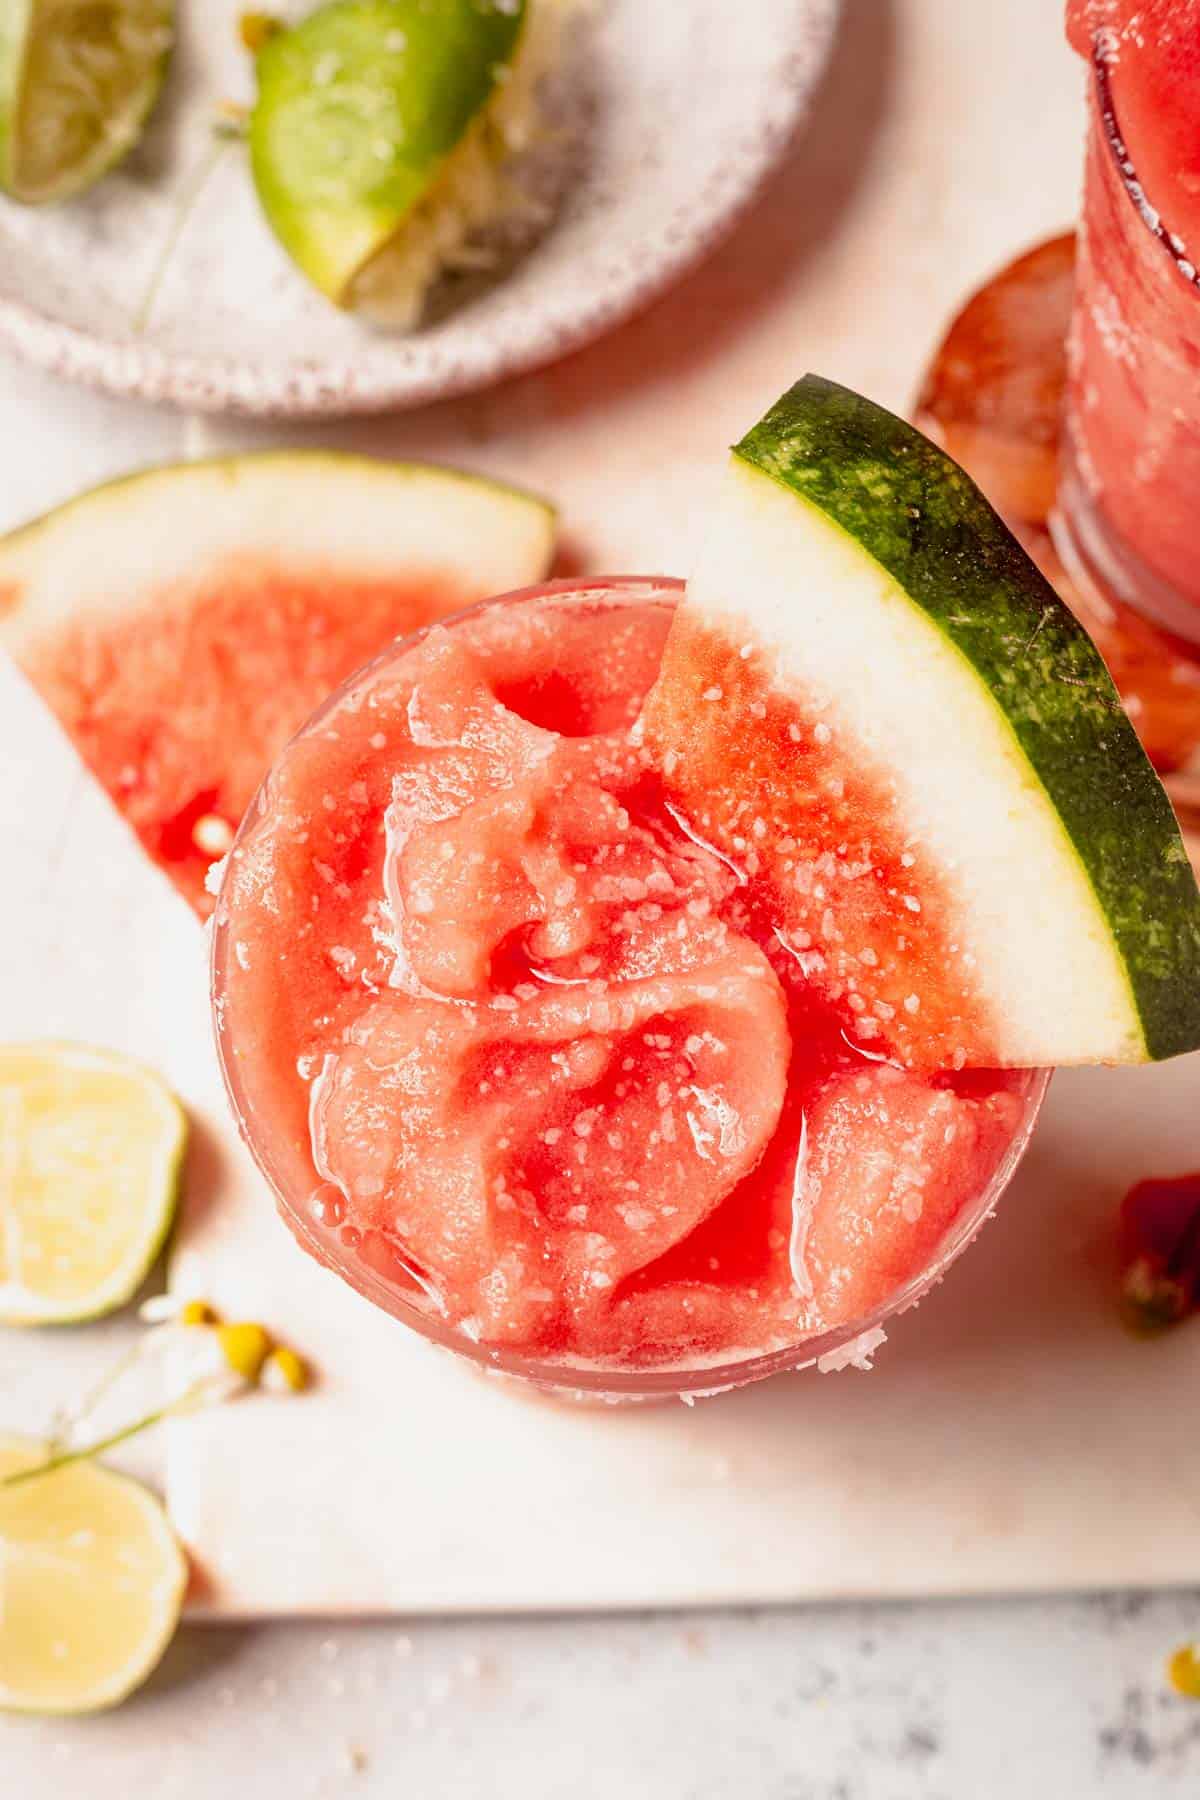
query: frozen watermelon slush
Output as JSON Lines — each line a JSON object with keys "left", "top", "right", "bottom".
{"left": 212, "top": 578, "right": 1042, "bottom": 1390}
{"left": 212, "top": 377, "right": 1200, "bottom": 1394}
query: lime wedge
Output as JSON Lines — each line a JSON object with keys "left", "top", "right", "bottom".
{"left": 0, "top": 1043, "right": 186, "bottom": 1326}
{"left": 0, "top": 1435, "right": 186, "bottom": 1714}
{"left": 249, "top": 0, "right": 527, "bottom": 307}
{"left": 0, "top": 0, "right": 174, "bottom": 205}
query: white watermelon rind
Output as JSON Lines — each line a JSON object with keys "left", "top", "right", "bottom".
{"left": 0, "top": 452, "right": 557, "bottom": 655}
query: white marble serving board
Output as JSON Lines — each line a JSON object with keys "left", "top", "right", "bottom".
{"left": 5, "top": 0, "right": 1200, "bottom": 1621}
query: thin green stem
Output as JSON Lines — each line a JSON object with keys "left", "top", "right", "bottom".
{"left": 2, "top": 1407, "right": 171, "bottom": 1489}
{"left": 132, "top": 134, "right": 237, "bottom": 335}
{"left": 49, "top": 1333, "right": 150, "bottom": 1452}
{"left": 2, "top": 1377, "right": 226, "bottom": 1490}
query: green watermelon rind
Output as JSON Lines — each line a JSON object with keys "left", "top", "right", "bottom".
{"left": 733, "top": 374, "right": 1200, "bottom": 1064}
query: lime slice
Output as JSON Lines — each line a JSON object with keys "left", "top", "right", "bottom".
{"left": 0, "top": 1435, "right": 186, "bottom": 1714}
{"left": 0, "top": 0, "right": 174, "bottom": 205}
{"left": 249, "top": 0, "right": 528, "bottom": 307}
{"left": 0, "top": 1043, "right": 186, "bottom": 1326}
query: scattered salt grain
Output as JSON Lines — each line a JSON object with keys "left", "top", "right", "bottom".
{"left": 618, "top": 1205, "right": 655, "bottom": 1231}
{"left": 204, "top": 854, "right": 229, "bottom": 897}
{"left": 817, "top": 1325, "right": 888, "bottom": 1373}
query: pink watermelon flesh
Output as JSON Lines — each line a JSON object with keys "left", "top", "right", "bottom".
{"left": 641, "top": 615, "right": 998, "bottom": 1070}
{"left": 16, "top": 556, "right": 478, "bottom": 916}
{"left": 216, "top": 589, "right": 1033, "bottom": 1369}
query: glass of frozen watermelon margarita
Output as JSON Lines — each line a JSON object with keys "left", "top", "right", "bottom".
{"left": 1055, "top": 0, "right": 1200, "bottom": 644}
{"left": 212, "top": 575, "right": 1048, "bottom": 1401}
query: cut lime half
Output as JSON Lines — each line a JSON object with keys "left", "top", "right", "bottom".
{"left": 0, "top": 1043, "right": 186, "bottom": 1326}
{"left": 249, "top": 0, "right": 529, "bottom": 308}
{"left": 0, "top": 0, "right": 173, "bottom": 204}
{"left": 0, "top": 1435, "right": 187, "bottom": 1714}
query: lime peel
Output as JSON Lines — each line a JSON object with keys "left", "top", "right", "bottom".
{"left": 0, "top": 1434, "right": 186, "bottom": 1715}
{"left": 0, "top": 0, "right": 174, "bottom": 205}
{"left": 249, "top": 0, "right": 563, "bottom": 323}
{"left": 0, "top": 1042, "right": 186, "bottom": 1327}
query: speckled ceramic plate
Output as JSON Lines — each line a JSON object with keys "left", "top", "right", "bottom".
{"left": 0, "top": 0, "right": 839, "bottom": 418}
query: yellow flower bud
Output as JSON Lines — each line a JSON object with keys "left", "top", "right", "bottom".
{"left": 1169, "top": 1643, "right": 1200, "bottom": 1700}
{"left": 180, "top": 1299, "right": 218, "bottom": 1327}
{"left": 239, "top": 12, "right": 282, "bottom": 54}
{"left": 263, "top": 1346, "right": 310, "bottom": 1393}
{"left": 216, "top": 1321, "right": 273, "bottom": 1384}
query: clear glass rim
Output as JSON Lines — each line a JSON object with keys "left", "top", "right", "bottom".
{"left": 1089, "top": 46, "right": 1200, "bottom": 292}
{"left": 211, "top": 575, "right": 1051, "bottom": 1401}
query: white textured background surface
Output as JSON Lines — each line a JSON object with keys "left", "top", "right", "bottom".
{"left": 3, "top": 0, "right": 1200, "bottom": 1792}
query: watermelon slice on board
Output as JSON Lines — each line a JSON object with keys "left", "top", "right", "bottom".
{"left": 0, "top": 454, "right": 555, "bottom": 916}
{"left": 641, "top": 375, "right": 1200, "bottom": 1070}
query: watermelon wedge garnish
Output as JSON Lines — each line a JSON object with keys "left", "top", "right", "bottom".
{"left": 0, "top": 454, "right": 555, "bottom": 916}
{"left": 642, "top": 375, "right": 1200, "bottom": 1069}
